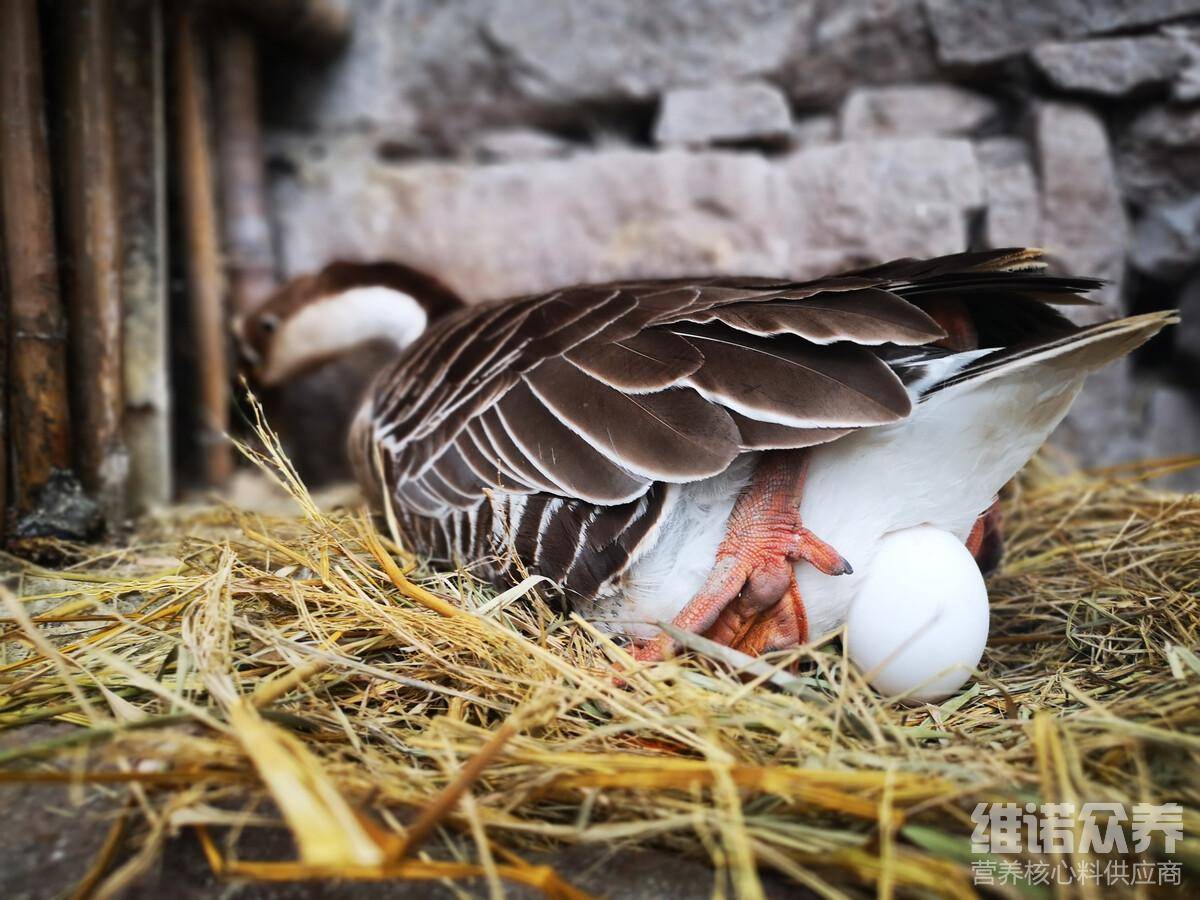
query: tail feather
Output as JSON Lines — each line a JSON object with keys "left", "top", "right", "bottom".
{"left": 927, "top": 310, "right": 1179, "bottom": 396}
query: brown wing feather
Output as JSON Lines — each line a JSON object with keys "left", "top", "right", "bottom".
{"left": 454, "top": 428, "right": 536, "bottom": 494}
{"left": 516, "top": 289, "right": 639, "bottom": 366}
{"left": 524, "top": 357, "right": 741, "bottom": 481}
{"left": 472, "top": 412, "right": 559, "bottom": 494}
{"left": 429, "top": 443, "right": 491, "bottom": 498}
{"left": 564, "top": 330, "right": 703, "bottom": 392}
{"left": 700, "top": 288, "right": 945, "bottom": 345}
{"left": 363, "top": 248, "right": 1103, "bottom": 602}
{"left": 728, "top": 411, "right": 852, "bottom": 451}
{"left": 495, "top": 382, "right": 650, "bottom": 503}
{"left": 678, "top": 325, "right": 912, "bottom": 427}
{"left": 401, "top": 487, "right": 669, "bottom": 604}
{"left": 563, "top": 489, "right": 666, "bottom": 599}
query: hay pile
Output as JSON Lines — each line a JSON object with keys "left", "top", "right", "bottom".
{"left": 2, "top": 426, "right": 1198, "bottom": 897}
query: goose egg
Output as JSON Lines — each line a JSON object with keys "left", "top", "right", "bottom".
{"left": 846, "top": 525, "right": 989, "bottom": 702}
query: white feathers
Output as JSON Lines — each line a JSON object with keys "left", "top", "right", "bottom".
{"left": 893, "top": 348, "right": 996, "bottom": 397}
{"left": 790, "top": 355, "right": 1085, "bottom": 638}
{"left": 619, "top": 346, "right": 1088, "bottom": 642}
{"left": 261, "top": 286, "right": 428, "bottom": 385}
{"left": 616, "top": 460, "right": 754, "bottom": 639}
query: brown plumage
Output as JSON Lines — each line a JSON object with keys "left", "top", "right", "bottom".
{"left": 331, "top": 248, "right": 1111, "bottom": 597}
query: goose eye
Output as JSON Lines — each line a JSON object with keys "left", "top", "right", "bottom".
{"left": 259, "top": 314, "right": 279, "bottom": 334}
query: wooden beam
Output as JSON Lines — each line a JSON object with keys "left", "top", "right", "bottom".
{"left": 59, "top": 0, "right": 128, "bottom": 526}
{"left": 114, "top": 0, "right": 172, "bottom": 512}
{"left": 174, "top": 5, "right": 233, "bottom": 487}
{"left": 214, "top": 23, "right": 277, "bottom": 316}
{"left": 0, "top": 0, "right": 74, "bottom": 517}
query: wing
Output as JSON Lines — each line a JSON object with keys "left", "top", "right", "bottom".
{"left": 397, "top": 486, "right": 671, "bottom": 602}
{"left": 358, "top": 248, "right": 1101, "bottom": 593}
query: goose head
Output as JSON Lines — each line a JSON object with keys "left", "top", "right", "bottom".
{"left": 236, "top": 260, "right": 464, "bottom": 386}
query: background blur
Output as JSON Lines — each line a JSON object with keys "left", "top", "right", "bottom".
{"left": 3, "top": 0, "right": 1199, "bottom": 545}
{"left": 258, "top": 0, "right": 1200, "bottom": 488}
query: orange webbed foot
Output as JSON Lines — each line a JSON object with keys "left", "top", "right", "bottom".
{"left": 632, "top": 451, "right": 849, "bottom": 663}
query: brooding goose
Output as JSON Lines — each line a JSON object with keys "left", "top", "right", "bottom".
{"left": 240, "top": 250, "right": 1175, "bottom": 664}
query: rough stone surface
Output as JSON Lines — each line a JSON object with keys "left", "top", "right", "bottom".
{"left": 1133, "top": 384, "right": 1200, "bottom": 491}
{"left": 1031, "top": 35, "right": 1187, "bottom": 96}
{"left": 468, "top": 128, "right": 573, "bottom": 162}
{"left": 1173, "top": 26, "right": 1200, "bottom": 99}
{"left": 266, "top": 1, "right": 484, "bottom": 143}
{"left": 1035, "top": 103, "right": 1128, "bottom": 316}
{"left": 778, "top": 139, "right": 983, "bottom": 274}
{"left": 273, "top": 144, "right": 783, "bottom": 300}
{"left": 792, "top": 114, "right": 837, "bottom": 146}
{"left": 1177, "top": 63, "right": 1200, "bottom": 100}
{"left": 976, "top": 138, "right": 1042, "bottom": 249}
{"left": 271, "top": 140, "right": 982, "bottom": 301}
{"left": 265, "top": 0, "right": 952, "bottom": 143}
{"left": 1054, "top": 361, "right": 1140, "bottom": 470}
{"left": 924, "top": 0, "right": 1200, "bottom": 64}
{"left": 839, "top": 85, "right": 997, "bottom": 138}
{"left": 266, "top": 1, "right": 817, "bottom": 148}
{"left": 1130, "top": 196, "right": 1200, "bottom": 278}
{"left": 11, "top": 470, "right": 103, "bottom": 541}
{"left": 1054, "top": 363, "right": 1200, "bottom": 493}
{"left": 654, "top": 81, "right": 793, "bottom": 147}
{"left": 486, "top": 0, "right": 809, "bottom": 103}
{"left": 784, "top": 0, "right": 940, "bottom": 105}
{"left": 1116, "top": 104, "right": 1200, "bottom": 207}
{"left": 1176, "top": 272, "right": 1200, "bottom": 367}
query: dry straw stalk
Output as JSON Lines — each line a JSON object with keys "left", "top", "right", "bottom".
{"left": 1, "top": 411, "right": 1197, "bottom": 896}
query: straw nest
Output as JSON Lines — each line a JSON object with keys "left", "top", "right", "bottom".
{"left": 2, "top": 415, "right": 1198, "bottom": 898}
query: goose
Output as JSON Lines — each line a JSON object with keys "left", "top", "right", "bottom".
{"left": 239, "top": 250, "right": 1176, "bottom": 662}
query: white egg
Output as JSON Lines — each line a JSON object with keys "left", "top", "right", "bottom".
{"left": 845, "top": 525, "right": 989, "bottom": 703}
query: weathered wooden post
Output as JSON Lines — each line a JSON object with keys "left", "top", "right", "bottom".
{"left": 59, "top": 0, "right": 129, "bottom": 527}
{"left": 0, "top": 247, "right": 8, "bottom": 542}
{"left": 174, "top": 4, "right": 234, "bottom": 488}
{"left": 0, "top": 0, "right": 75, "bottom": 528}
{"left": 214, "top": 22, "right": 278, "bottom": 316}
{"left": 115, "top": 0, "right": 173, "bottom": 513}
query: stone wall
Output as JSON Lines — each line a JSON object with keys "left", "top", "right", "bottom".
{"left": 260, "top": 0, "right": 1200, "bottom": 487}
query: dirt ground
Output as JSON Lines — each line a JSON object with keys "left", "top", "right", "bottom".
{"left": 0, "top": 725, "right": 806, "bottom": 899}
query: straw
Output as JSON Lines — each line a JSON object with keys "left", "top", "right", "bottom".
{"left": 1, "top": 416, "right": 1197, "bottom": 897}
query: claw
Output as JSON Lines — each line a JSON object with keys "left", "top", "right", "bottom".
{"left": 631, "top": 451, "right": 849, "bottom": 663}
{"left": 724, "top": 571, "right": 808, "bottom": 656}
{"left": 790, "top": 526, "right": 853, "bottom": 576}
